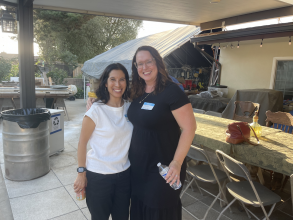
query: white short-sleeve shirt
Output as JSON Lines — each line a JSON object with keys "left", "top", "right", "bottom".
{"left": 84, "top": 101, "right": 133, "bottom": 174}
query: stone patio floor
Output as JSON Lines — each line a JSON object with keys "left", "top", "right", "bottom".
{"left": 0, "top": 99, "right": 292, "bottom": 220}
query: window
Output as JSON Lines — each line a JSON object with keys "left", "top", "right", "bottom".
{"left": 274, "top": 60, "right": 293, "bottom": 100}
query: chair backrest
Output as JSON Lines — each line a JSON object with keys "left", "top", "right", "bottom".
{"left": 205, "top": 111, "right": 222, "bottom": 117}
{"left": 265, "top": 110, "right": 293, "bottom": 134}
{"left": 193, "top": 108, "right": 205, "bottom": 114}
{"left": 215, "top": 150, "right": 250, "bottom": 180}
{"left": 187, "top": 145, "right": 210, "bottom": 163}
{"left": 233, "top": 101, "right": 260, "bottom": 123}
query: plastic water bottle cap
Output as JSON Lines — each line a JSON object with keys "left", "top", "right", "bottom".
{"left": 157, "top": 162, "right": 161, "bottom": 167}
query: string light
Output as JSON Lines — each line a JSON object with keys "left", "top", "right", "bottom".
{"left": 260, "top": 39, "right": 263, "bottom": 48}
{"left": 218, "top": 43, "right": 220, "bottom": 49}
{"left": 230, "top": 43, "right": 234, "bottom": 49}
{"left": 201, "top": 46, "right": 204, "bottom": 51}
{"left": 289, "top": 36, "right": 291, "bottom": 45}
{"left": 237, "top": 41, "right": 240, "bottom": 48}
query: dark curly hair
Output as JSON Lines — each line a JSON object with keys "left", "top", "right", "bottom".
{"left": 130, "top": 46, "right": 172, "bottom": 100}
{"left": 95, "top": 63, "right": 130, "bottom": 104}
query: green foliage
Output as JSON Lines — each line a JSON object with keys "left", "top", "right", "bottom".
{"left": 10, "top": 62, "right": 19, "bottom": 77}
{"left": 0, "top": 56, "right": 12, "bottom": 82}
{"left": 46, "top": 68, "right": 68, "bottom": 85}
{"left": 74, "top": 88, "right": 84, "bottom": 99}
{"left": 33, "top": 10, "right": 142, "bottom": 64}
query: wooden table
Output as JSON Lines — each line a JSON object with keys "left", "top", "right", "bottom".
{"left": 192, "top": 113, "right": 293, "bottom": 213}
{"left": 0, "top": 93, "right": 71, "bottom": 109}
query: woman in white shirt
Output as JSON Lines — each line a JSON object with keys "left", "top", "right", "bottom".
{"left": 73, "top": 63, "right": 133, "bottom": 220}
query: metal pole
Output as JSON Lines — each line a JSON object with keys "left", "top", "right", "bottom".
{"left": 194, "top": 44, "right": 222, "bottom": 85}
{"left": 84, "top": 76, "right": 85, "bottom": 100}
{"left": 18, "top": 0, "right": 35, "bottom": 108}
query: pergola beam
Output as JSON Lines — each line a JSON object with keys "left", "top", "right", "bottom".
{"left": 200, "top": 6, "right": 293, "bottom": 31}
{"left": 191, "top": 22, "right": 293, "bottom": 45}
{"left": 0, "top": 0, "right": 17, "bottom": 7}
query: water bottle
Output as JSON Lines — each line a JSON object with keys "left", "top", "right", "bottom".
{"left": 157, "top": 162, "right": 182, "bottom": 190}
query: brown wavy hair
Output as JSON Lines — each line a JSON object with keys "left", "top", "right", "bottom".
{"left": 130, "top": 46, "right": 172, "bottom": 100}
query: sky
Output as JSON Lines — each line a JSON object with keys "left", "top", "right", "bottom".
{"left": 1, "top": 16, "right": 293, "bottom": 55}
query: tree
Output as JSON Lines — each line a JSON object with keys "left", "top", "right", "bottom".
{"left": 34, "top": 10, "right": 143, "bottom": 64}
{"left": 0, "top": 56, "right": 12, "bottom": 82}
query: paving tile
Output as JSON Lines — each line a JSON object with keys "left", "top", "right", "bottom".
{"left": 1, "top": 165, "right": 61, "bottom": 199}
{"left": 67, "top": 141, "right": 78, "bottom": 149}
{"left": 64, "top": 130, "right": 81, "bottom": 143}
{"left": 50, "top": 210, "right": 87, "bottom": 220}
{"left": 65, "top": 184, "right": 87, "bottom": 209}
{"left": 53, "top": 164, "right": 77, "bottom": 186}
{"left": 81, "top": 208, "right": 113, "bottom": 220}
{"left": 81, "top": 208, "right": 91, "bottom": 220}
{"left": 182, "top": 184, "right": 206, "bottom": 201}
{"left": 185, "top": 201, "right": 232, "bottom": 220}
{"left": 199, "top": 195, "right": 251, "bottom": 220}
{"left": 10, "top": 187, "right": 79, "bottom": 220}
{"left": 67, "top": 142, "right": 91, "bottom": 152}
{"left": 63, "top": 142, "right": 77, "bottom": 153}
{"left": 0, "top": 147, "right": 4, "bottom": 164}
{"left": 270, "top": 210, "right": 293, "bottom": 220}
{"left": 182, "top": 208, "right": 196, "bottom": 220}
{"left": 181, "top": 192, "right": 198, "bottom": 208}
{"left": 50, "top": 151, "right": 78, "bottom": 170}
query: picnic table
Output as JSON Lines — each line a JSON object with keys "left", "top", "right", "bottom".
{"left": 192, "top": 113, "right": 293, "bottom": 212}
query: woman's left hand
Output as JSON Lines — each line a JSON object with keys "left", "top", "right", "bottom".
{"left": 165, "top": 160, "right": 181, "bottom": 186}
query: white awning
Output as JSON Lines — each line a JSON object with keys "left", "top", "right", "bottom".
{"left": 81, "top": 25, "right": 200, "bottom": 79}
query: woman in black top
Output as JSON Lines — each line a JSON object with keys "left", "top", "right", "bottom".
{"left": 128, "top": 46, "right": 196, "bottom": 220}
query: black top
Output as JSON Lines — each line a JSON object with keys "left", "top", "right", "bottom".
{"left": 128, "top": 81, "right": 190, "bottom": 212}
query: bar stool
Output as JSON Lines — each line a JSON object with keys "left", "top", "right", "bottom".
{"left": 54, "top": 98, "right": 69, "bottom": 120}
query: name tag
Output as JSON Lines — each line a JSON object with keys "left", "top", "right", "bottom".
{"left": 141, "top": 102, "right": 155, "bottom": 110}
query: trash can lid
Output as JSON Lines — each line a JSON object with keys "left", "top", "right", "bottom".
{"left": 1, "top": 108, "right": 51, "bottom": 129}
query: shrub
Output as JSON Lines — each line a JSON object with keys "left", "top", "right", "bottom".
{"left": 74, "top": 88, "right": 84, "bottom": 99}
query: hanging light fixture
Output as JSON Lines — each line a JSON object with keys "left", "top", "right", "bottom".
{"left": 230, "top": 43, "right": 234, "bottom": 49}
{"left": 289, "top": 36, "right": 291, "bottom": 45}
{"left": 201, "top": 45, "right": 204, "bottom": 51}
{"left": 0, "top": 11, "right": 16, "bottom": 33}
{"left": 237, "top": 41, "right": 240, "bottom": 48}
{"left": 218, "top": 43, "right": 220, "bottom": 49}
{"left": 260, "top": 39, "right": 263, "bottom": 48}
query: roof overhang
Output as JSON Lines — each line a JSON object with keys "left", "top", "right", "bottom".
{"left": 0, "top": 0, "right": 291, "bottom": 26}
{"left": 190, "top": 22, "right": 293, "bottom": 45}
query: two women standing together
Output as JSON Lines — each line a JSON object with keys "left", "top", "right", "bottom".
{"left": 74, "top": 46, "right": 196, "bottom": 220}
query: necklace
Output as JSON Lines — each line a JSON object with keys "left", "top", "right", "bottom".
{"left": 139, "top": 92, "right": 153, "bottom": 103}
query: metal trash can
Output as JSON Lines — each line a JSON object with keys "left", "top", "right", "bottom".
{"left": 1, "top": 108, "right": 51, "bottom": 181}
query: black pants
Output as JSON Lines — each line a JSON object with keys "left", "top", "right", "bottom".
{"left": 86, "top": 168, "right": 131, "bottom": 220}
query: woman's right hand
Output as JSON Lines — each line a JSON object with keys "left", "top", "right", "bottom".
{"left": 86, "top": 98, "right": 96, "bottom": 111}
{"left": 74, "top": 173, "right": 87, "bottom": 193}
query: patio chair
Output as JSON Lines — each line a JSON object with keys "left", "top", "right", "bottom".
{"left": 180, "top": 145, "right": 232, "bottom": 220}
{"left": 205, "top": 111, "right": 222, "bottom": 117}
{"left": 233, "top": 101, "right": 260, "bottom": 123}
{"left": 265, "top": 110, "right": 293, "bottom": 191}
{"left": 193, "top": 108, "right": 205, "bottom": 114}
{"left": 265, "top": 110, "right": 293, "bottom": 134}
{"left": 215, "top": 150, "right": 281, "bottom": 220}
